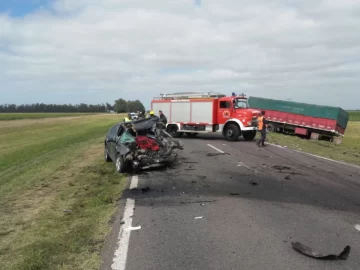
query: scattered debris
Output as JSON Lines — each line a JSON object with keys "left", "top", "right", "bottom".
{"left": 355, "top": 224, "right": 360, "bottom": 231}
{"left": 191, "top": 180, "right": 197, "bottom": 183}
{"left": 291, "top": 242, "right": 351, "bottom": 260}
{"left": 142, "top": 187, "right": 151, "bottom": 193}
{"left": 63, "top": 209, "right": 72, "bottom": 214}
{"left": 125, "top": 226, "right": 142, "bottom": 231}
{"left": 195, "top": 216, "right": 203, "bottom": 219}
{"left": 285, "top": 175, "right": 292, "bottom": 180}
{"left": 250, "top": 181, "right": 258, "bottom": 186}
{"left": 207, "top": 152, "right": 226, "bottom": 157}
{"left": 200, "top": 204, "right": 205, "bottom": 206}
{"left": 230, "top": 192, "right": 240, "bottom": 196}
{"left": 273, "top": 165, "right": 291, "bottom": 170}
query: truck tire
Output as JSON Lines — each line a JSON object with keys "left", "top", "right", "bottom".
{"left": 225, "top": 124, "right": 240, "bottom": 141}
{"left": 167, "top": 125, "right": 182, "bottom": 138}
{"left": 267, "top": 123, "right": 276, "bottom": 133}
{"left": 115, "top": 154, "right": 128, "bottom": 173}
{"left": 242, "top": 130, "right": 257, "bottom": 141}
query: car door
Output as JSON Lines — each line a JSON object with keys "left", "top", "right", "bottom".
{"left": 107, "top": 124, "right": 120, "bottom": 160}
{"left": 218, "top": 100, "right": 232, "bottom": 124}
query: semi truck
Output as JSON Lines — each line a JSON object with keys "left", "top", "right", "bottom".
{"left": 248, "top": 96, "right": 349, "bottom": 144}
{"left": 151, "top": 92, "right": 260, "bottom": 141}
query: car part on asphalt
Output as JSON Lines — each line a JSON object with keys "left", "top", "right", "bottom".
{"left": 291, "top": 242, "right": 351, "bottom": 260}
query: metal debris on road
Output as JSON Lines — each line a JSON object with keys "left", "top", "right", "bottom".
{"left": 195, "top": 216, "right": 203, "bottom": 219}
{"left": 125, "top": 226, "right": 142, "bottom": 231}
{"left": 142, "top": 187, "right": 151, "bottom": 193}
{"left": 207, "top": 152, "right": 226, "bottom": 157}
{"left": 250, "top": 181, "right": 258, "bottom": 186}
{"left": 273, "top": 165, "right": 291, "bottom": 171}
{"left": 291, "top": 242, "right": 351, "bottom": 260}
{"left": 285, "top": 175, "right": 291, "bottom": 180}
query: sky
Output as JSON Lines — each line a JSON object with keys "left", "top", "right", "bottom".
{"left": 1, "top": 0, "right": 360, "bottom": 109}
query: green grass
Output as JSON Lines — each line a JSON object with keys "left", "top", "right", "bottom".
{"left": 0, "top": 114, "right": 127, "bottom": 270}
{"left": 264, "top": 121, "right": 360, "bottom": 166}
{"left": 348, "top": 111, "right": 360, "bottom": 121}
{"left": 0, "top": 113, "right": 98, "bottom": 120}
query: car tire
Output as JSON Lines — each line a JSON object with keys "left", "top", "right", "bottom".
{"left": 104, "top": 145, "right": 112, "bottom": 162}
{"left": 167, "top": 125, "right": 182, "bottom": 138}
{"left": 225, "top": 124, "right": 240, "bottom": 141}
{"left": 115, "top": 154, "right": 127, "bottom": 173}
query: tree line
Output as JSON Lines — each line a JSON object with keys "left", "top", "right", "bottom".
{"left": 0, "top": 99, "right": 145, "bottom": 113}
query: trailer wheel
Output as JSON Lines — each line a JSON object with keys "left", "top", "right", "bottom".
{"left": 225, "top": 124, "right": 240, "bottom": 141}
{"left": 242, "top": 130, "right": 257, "bottom": 141}
{"left": 266, "top": 123, "right": 276, "bottom": 133}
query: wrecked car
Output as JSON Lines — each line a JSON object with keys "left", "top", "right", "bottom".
{"left": 104, "top": 117, "right": 184, "bottom": 173}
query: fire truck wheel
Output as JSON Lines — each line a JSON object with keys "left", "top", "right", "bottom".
{"left": 242, "top": 130, "right": 257, "bottom": 141}
{"left": 186, "top": 133, "right": 198, "bottom": 138}
{"left": 225, "top": 124, "right": 240, "bottom": 141}
{"left": 167, "top": 125, "right": 182, "bottom": 138}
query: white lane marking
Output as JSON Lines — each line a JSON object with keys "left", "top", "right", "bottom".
{"left": 112, "top": 175, "right": 139, "bottom": 270}
{"left": 129, "top": 175, "right": 138, "bottom": 190}
{"left": 355, "top": 224, "right": 360, "bottom": 231}
{"left": 195, "top": 216, "right": 203, "bottom": 219}
{"left": 207, "top": 144, "right": 224, "bottom": 153}
{"left": 267, "top": 143, "right": 360, "bottom": 169}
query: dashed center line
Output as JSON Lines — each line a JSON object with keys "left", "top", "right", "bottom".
{"left": 112, "top": 175, "right": 138, "bottom": 270}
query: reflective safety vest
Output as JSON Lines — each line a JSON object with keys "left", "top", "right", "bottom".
{"left": 258, "top": 116, "right": 264, "bottom": 130}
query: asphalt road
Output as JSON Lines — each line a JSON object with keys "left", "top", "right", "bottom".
{"left": 102, "top": 134, "right": 360, "bottom": 270}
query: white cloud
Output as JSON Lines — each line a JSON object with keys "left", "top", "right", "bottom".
{"left": 1, "top": 0, "right": 360, "bottom": 108}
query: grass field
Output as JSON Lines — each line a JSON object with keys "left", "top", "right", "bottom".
{"left": 265, "top": 121, "right": 360, "bottom": 166}
{"left": 348, "top": 111, "right": 360, "bottom": 121}
{"left": 0, "top": 114, "right": 126, "bottom": 270}
{"left": 0, "top": 113, "right": 98, "bottom": 121}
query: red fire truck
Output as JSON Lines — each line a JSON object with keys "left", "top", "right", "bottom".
{"left": 151, "top": 92, "right": 261, "bottom": 141}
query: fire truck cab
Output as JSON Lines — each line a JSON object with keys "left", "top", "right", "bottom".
{"left": 151, "top": 92, "right": 260, "bottom": 141}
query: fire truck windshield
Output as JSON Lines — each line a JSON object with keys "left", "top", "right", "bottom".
{"left": 233, "top": 98, "right": 249, "bottom": 109}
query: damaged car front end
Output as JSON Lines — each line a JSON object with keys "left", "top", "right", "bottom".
{"left": 104, "top": 117, "right": 183, "bottom": 173}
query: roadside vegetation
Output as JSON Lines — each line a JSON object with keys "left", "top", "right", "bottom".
{"left": 0, "top": 112, "right": 99, "bottom": 121}
{"left": 0, "top": 114, "right": 126, "bottom": 270}
{"left": 348, "top": 111, "right": 360, "bottom": 121}
{"left": 265, "top": 121, "right": 360, "bottom": 166}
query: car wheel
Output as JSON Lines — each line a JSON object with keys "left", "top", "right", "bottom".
{"left": 104, "top": 145, "right": 112, "bottom": 162}
{"left": 225, "top": 124, "right": 240, "bottom": 141}
{"left": 115, "top": 154, "right": 127, "bottom": 173}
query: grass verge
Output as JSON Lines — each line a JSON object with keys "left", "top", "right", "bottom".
{"left": 0, "top": 114, "right": 126, "bottom": 270}
{"left": 263, "top": 121, "right": 360, "bottom": 166}
{"left": 0, "top": 113, "right": 98, "bottom": 121}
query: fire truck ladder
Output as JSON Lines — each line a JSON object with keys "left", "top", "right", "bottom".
{"left": 158, "top": 92, "right": 226, "bottom": 99}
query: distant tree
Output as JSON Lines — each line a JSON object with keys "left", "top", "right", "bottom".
{"left": 114, "top": 98, "right": 127, "bottom": 113}
{"left": 126, "top": 100, "right": 145, "bottom": 112}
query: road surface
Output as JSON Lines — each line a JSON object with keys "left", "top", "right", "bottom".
{"left": 102, "top": 134, "right": 360, "bottom": 270}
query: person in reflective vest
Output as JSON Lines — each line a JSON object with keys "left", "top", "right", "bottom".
{"left": 123, "top": 113, "right": 131, "bottom": 122}
{"left": 256, "top": 111, "right": 267, "bottom": 147}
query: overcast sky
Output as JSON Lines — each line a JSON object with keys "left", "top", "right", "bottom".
{"left": 1, "top": 0, "right": 360, "bottom": 109}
